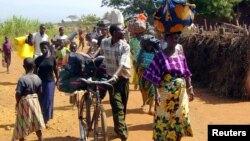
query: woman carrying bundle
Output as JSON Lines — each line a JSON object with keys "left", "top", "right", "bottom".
{"left": 134, "top": 34, "right": 160, "bottom": 114}
{"left": 143, "top": 0, "right": 196, "bottom": 140}
{"left": 143, "top": 31, "right": 194, "bottom": 141}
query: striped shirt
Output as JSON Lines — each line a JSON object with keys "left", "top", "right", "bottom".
{"left": 100, "top": 38, "right": 131, "bottom": 79}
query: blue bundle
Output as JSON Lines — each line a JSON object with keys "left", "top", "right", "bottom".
{"left": 153, "top": 0, "right": 195, "bottom": 33}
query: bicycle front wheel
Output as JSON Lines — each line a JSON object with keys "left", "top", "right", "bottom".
{"left": 93, "top": 105, "right": 108, "bottom": 141}
{"left": 79, "top": 92, "right": 92, "bottom": 131}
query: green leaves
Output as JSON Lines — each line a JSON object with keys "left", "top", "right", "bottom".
{"left": 190, "top": 0, "right": 245, "bottom": 20}
{"left": 101, "top": 0, "right": 248, "bottom": 22}
{"left": 78, "top": 14, "right": 100, "bottom": 27}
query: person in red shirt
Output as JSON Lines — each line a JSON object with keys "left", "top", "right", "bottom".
{"left": 2, "top": 36, "right": 12, "bottom": 73}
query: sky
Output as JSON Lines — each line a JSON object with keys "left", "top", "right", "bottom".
{"left": 0, "top": 0, "right": 112, "bottom": 23}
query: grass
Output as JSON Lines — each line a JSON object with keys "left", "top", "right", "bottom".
{"left": 0, "top": 16, "right": 68, "bottom": 51}
{"left": 0, "top": 15, "right": 98, "bottom": 52}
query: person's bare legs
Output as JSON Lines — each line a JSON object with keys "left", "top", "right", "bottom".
{"left": 134, "top": 84, "right": 138, "bottom": 90}
{"left": 177, "top": 136, "right": 182, "bottom": 141}
{"left": 36, "top": 130, "right": 43, "bottom": 141}
{"left": 81, "top": 41, "right": 85, "bottom": 51}
{"left": 148, "top": 101, "right": 155, "bottom": 115}
{"left": 7, "top": 63, "right": 10, "bottom": 73}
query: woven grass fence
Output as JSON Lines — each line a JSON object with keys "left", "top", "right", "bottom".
{"left": 179, "top": 33, "right": 250, "bottom": 99}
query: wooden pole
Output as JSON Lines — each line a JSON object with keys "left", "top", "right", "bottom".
{"left": 204, "top": 19, "right": 207, "bottom": 31}
{"left": 219, "top": 27, "right": 225, "bottom": 35}
{"left": 196, "top": 25, "right": 200, "bottom": 33}
{"left": 244, "top": 24, "right": 247, "bottom": 30}
{"left": 209, "top": 25, "right": 213, "bottom": 31}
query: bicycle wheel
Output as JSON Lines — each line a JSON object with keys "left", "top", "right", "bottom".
{"left": 78, "top": 93, "right": 88, "bottom": 141}
{"left": 85, "top": 92, "right": 92, "bottom": 128}
{"left": 79, "top": 118, "right": 88, "bottom": 141}
{"left": 79, "top": 92, "right": 92, "bottom": 132}
{"left": 93, "top": 105, "right": 108, "bottom": 141}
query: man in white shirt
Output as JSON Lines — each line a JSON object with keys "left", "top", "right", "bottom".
{"left": 52, "top": 27, "right": 68, "bottom": 42}
{"left": 100, "top": 24, "right": 130, "bottom": 141}
{"left": 33, "top": 24, "right": 49, "bottom": 58}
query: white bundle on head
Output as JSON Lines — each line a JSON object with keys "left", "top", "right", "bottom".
{"left": 103, "top": 9, "right": 124, "bottom": 26}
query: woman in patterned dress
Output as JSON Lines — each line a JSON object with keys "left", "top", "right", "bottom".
{"left": 12, "top": 58, "right": 45, "bottom": 141}
{"left": 143, "top": 32, "right": 194, "bottom": 141}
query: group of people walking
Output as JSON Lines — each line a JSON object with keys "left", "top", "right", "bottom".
{"left": 7, "top": 6, "right": 195, "bottom": 141}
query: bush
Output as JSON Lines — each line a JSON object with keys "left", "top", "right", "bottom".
{"left": 179, "top": 33, "right": 250, "bottom": 99}
{"left": 0, "top": 16, "right": 40, "bottom": 50}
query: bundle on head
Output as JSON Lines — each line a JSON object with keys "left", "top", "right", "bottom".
{"left": 153, "top": 0, "right": 195, "bottom": 33}
{"left": 128, "top": 13, "right": 147, "bottom": 35}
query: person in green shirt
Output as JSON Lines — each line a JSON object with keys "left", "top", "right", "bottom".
{"left": 129, "top": 32, "right": 144, "bottom": 90}
{"left": 55, "top": 39, "right": 70, "bottom": 69}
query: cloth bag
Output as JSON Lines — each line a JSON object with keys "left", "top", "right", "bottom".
{"left": 103, "top": 9, "right": 124, "bottom": 25}
{"left": 128, "top": 17, "right": 147, "bottom": 34}
{"left": 153, "top": 0, "right": 195, "bottom": 33}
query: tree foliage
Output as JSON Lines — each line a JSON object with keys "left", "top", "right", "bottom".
{"left": 101, "top": 0, "right": 249, "bottom": 22}
{"left": 189, "top": 0, "right": 248, "bottom": 20}
{"left": 78, "top": 14, "right": 100, "bottom": 25}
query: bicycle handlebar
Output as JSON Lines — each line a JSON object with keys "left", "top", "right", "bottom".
{"left": 79, "top": 78, "right": 113, "bottom": 87}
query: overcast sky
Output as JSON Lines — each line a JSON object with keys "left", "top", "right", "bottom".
{"left": 0, "top": 0, "right": 112, "bottom": 23}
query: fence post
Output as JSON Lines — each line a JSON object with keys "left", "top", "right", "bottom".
{"left": 204, "top": 19, "right": 207, "bottom": 31}
{"left": 196, "top": 25, "right": 200, "bottom": 33}
{"left": 244, "top": 24, "right": 247, "bottom": 30}
{"left": 209, "top": 25, "right": 213, "bottom": 31}
{"left": 200, "top": 27, "right": 204, "bottom": 34}
{"left": 219, "top": 27, "right": 225, "bottom": 35}
{"left": 248, "top": 26, "right": 250, "bottom": 35}
{"left": 231, "top": 28, "right": 234, "bottom": 34}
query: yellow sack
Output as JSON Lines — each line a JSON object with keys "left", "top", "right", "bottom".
{"left": 17, "top": 44, "right": 34, "bottom": 59}
{"left": 14, "top": 36, "right": 26, "bottom": 46}
{"left": 15, "top": 36, "right": 34, "bottom": 59}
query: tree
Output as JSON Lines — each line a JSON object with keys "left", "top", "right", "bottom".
{"left": 67, "top": 15, "right": 79, "bottom": 22}
{"left": 78, "top": 14, "right": 100, "bottom": 28}
{"left": 101, "top": 0, "right": 249, "bottom": 25}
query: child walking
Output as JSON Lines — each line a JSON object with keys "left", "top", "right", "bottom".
{"left": 78, "top": 29, "right": 85, "bottom": 50}
{"left": 12, "top": 58, "right": 45, "bottom": 141}
{"left": 2, "top": 36, "right": 12, "bottom": 73}
{"left": 135, "top": 34, "right": 160, "bottom": 114}
{"left": 56, "top": 39, "right": 70, "bottom": 69}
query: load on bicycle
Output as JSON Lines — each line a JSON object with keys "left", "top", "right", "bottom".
{"left": 57, "top": 13, "right": 116, "bottom": 141}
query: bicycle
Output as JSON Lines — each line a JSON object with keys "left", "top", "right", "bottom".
{"left": 77, "top": 77, "right": 113, "bottom": 141}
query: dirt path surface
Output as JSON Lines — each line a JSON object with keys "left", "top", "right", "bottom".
{"left": 1, "top": 52, "right": 250, "bottom": 141}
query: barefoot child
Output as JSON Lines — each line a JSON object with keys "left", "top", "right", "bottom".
{"left": 12, "top": 58, "right": 45, "bottom": 141}
{"left": 135, "top": 34, "right": 160, "bottom": 114}
{"left": 78, "top": 29, "right": 85, "bottom": 50}
{"left": 2, "top": 36, "right": 12, "bottom": 73}
{"left": 56, "top": 39, "right": 70, "bottom": 69}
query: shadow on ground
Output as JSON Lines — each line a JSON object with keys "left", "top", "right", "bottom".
{"left": 43, "top": 136, "right": 79, "bottom": 141}
{"left": 0, "top": 82, "right": 17, "bottom": 86}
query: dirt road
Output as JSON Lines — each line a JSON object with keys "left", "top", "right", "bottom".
{"left": 0, "top": 52, "right": 250, "bottom": 141}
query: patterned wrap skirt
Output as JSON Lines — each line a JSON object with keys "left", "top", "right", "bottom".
{"left": 153, "top": 74, "right": 193, "bottom": 141}
{"left": 12, "top": 94, "right": 45, "bottom": 140}
{"left": 131, "top": 59, "right": 139, "bottom": 85}
{"left": 138, "top": 67, "right": 156, "bottom": 106}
